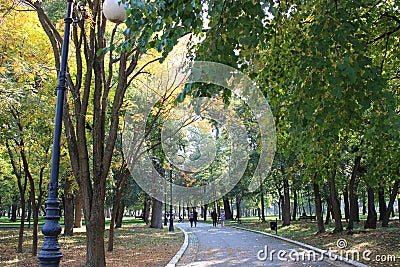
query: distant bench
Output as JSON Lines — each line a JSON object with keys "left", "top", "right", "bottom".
{"left": 298, "top": 215, "right": 316, "bottom": 220}
{"left": 134, "top": 215, "right": 143, "bottom": 219}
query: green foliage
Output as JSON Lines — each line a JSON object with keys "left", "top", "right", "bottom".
{"left": 122, "top": 0, "right": 205, "bottom": 59}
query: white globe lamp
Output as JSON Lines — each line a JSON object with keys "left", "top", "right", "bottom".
{"left": 103, "top": 0, "right": 127, "bottom": 24}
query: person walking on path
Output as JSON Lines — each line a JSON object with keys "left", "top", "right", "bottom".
{"left": 189, "top": 213, "right": 194, "bottom": 227}
{"left": 193, "top": 209, "right": 198, "bottom": 227}
{"left": 211, "top": 209, "right": 218, "bottom": 227}
{"left": 220, "top": 211, "right": 226, "bottom": 227}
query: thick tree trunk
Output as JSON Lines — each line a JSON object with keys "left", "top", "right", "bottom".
{"left": 313, "top": 181, "right": 325, "bottom": 233}
{"left": 86, "top": 215, "right": 106, "bottom": 267}
{"left": 343, "top": 186, "right": 350, "bottom": 221}
{"left": 348, "top": 155, "right": 361, "bottom": 230}
{"left": 74, "top": 188, "right": 82, "bottom": 228}
{"left": 64, "top": 179, "right": 74, "bottom": 236}
{"left": 223, "top": 197, "right": 233, "bottom": 220}
{"left": 282, "top": 177, "right": 291, "bottom": 226}
{"left": 382, "top": 179, "right": 399, "bottom": 227}
{"left": 80, "top": 168, "right": 107, "bottom": 267}
{"left": 150, "top": 198, "right": 163, "bottom": 229}
{"left": 329, "top": 168, "right": 343, "bottom": 232}
{"left": 364, "top": 187, "right": 377, "bottom": 229}
{"left": 378, "top": 186, "right": 387, "bottom": 221}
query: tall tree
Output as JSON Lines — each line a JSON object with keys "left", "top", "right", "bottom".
{"left": 26, "top": 0, "right": 218, "bottom": 264}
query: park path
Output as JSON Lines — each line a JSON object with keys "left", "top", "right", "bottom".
{"left": 175, "top": 222, "right": 353, "bottom": 267}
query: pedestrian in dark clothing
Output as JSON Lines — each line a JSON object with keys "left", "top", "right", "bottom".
{"left": 211, "top": 209, "right": 218, "bottom": 227}
{"left": 193, "top": 209, "right": 198, "bottom": 227}
{"left": 189, "top": 213, "right": 194, "bottom": 227}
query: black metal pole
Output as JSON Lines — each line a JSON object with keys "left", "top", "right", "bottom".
{"left": 169, "top": 167, "right": 174, "bottom": 232}
{"left": 38, "top": 0, "right": 74, "bottom": 266}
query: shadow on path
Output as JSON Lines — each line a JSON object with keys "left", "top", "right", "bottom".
{"left": 176, "top": 222, "right": 352, "bottom": 267}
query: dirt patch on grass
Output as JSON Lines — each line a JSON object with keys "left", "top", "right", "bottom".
{"left": 0, "top": 224, "right": 183, "bottom": 266}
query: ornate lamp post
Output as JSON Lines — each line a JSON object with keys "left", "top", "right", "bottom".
{"left": 38, "top": 0, "right": 126, "bottom": 265}
{"left": 37, "top": 0, "right": 74, "bottom": 265}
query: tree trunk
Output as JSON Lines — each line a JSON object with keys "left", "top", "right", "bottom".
{"left": 74, "top": 188, "right": 82, "bottom": 228}
{"left": 313, "top": 181, "right": 325, "bottom": 233}
{"left": 347, "top": 155, "right": 361, "bottom": 230}
{"left": 382, "top": 179, "right": 399, "bottom": 227}
{"left": 108, "top": 163, "right": 130, "bottom": 252}
{"left": 108, "top": 203, "right": 118, "bottom": 252}
{"left": 261, "top": 184, "right": 266, "bottom": 222}
{"left": 31, "top": 200, "right": 39, "bottom": 256}
{"left": 105, "top": 207, "right": 111, "bottom": 219}
{"left": 364, "top": 187, "right": 377, "bottom": 229}
{"left": 292, "top": 189, "right": 297, "bottom": 221}
{"left": 11, "top": 202, "right": 17, "bottom": 222}
{"left": 343, "top": 186, "right": 350, "bottom": 221}
{"left": 307, "top": 186, "right": 312, "bottom": 215}
{"left": 150, "top": 198, "right": 163, "bottom": 229}
{"left": 236, "top": 195, "right": 242, "bottom": 222}
{"left": 378, "top": 186, "right": 387, "bottom": 221}
{"left": 223, "top": 197, "right": 233, "bottom": 220}
{"left": 143, "top": 196, "right": 151, "bottom": 224}
{"left": 278, "top": 194, "right": 284, "bottom": 220}
{"left": 362, "top": 189, "right": 367, "bottom": 215}
{"left": 64, "top": 179, "right": 74, "bottom": 236}
{"left": 27, "top": 199, "right": 31, "bottom": 228}
{"left": 6, "top": 140, "right": 27, "bottom": 251}
{"left": 86, "top": 216, "right": 106, "bottom": 267}
{"left": 18, "top": 197, "right": 26, "bottom": 253}
{"left": 203, "top": 204, "right": 208, "bottom": 221}
{"left": 329, "top": 168, "right": 343, "bottom": 232}
{"left": 398, "top": 198, "right": 400, "bottom": 221}
{"left": 282, "top": 177, "right": 291, "bottom": 226}
{"left": 115, "top": 200, "right": 124, "bottom": 228}
{"left": 325, "top": 196, "right": 332, "bottom": 224}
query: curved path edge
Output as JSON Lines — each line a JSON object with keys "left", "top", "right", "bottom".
{"left": 230, "top": 225, "right": 367, "bottom": 267}
{"left": 165, "top": 226, "right": 189, "bottom": 267}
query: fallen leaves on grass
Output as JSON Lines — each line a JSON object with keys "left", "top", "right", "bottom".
{"left": 0, "top": 224, "right": 183, "bottom": 267}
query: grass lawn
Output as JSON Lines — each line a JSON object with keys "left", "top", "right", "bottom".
{"left": 0, "top": 222, "right": 183, "bottom": 266}
{"left": 227, "top": 217, "right": 400, "bottom": 267}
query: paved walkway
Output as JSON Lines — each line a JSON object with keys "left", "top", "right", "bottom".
{"left": 176, "top": 222, "right": 353, "bottom": 267}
